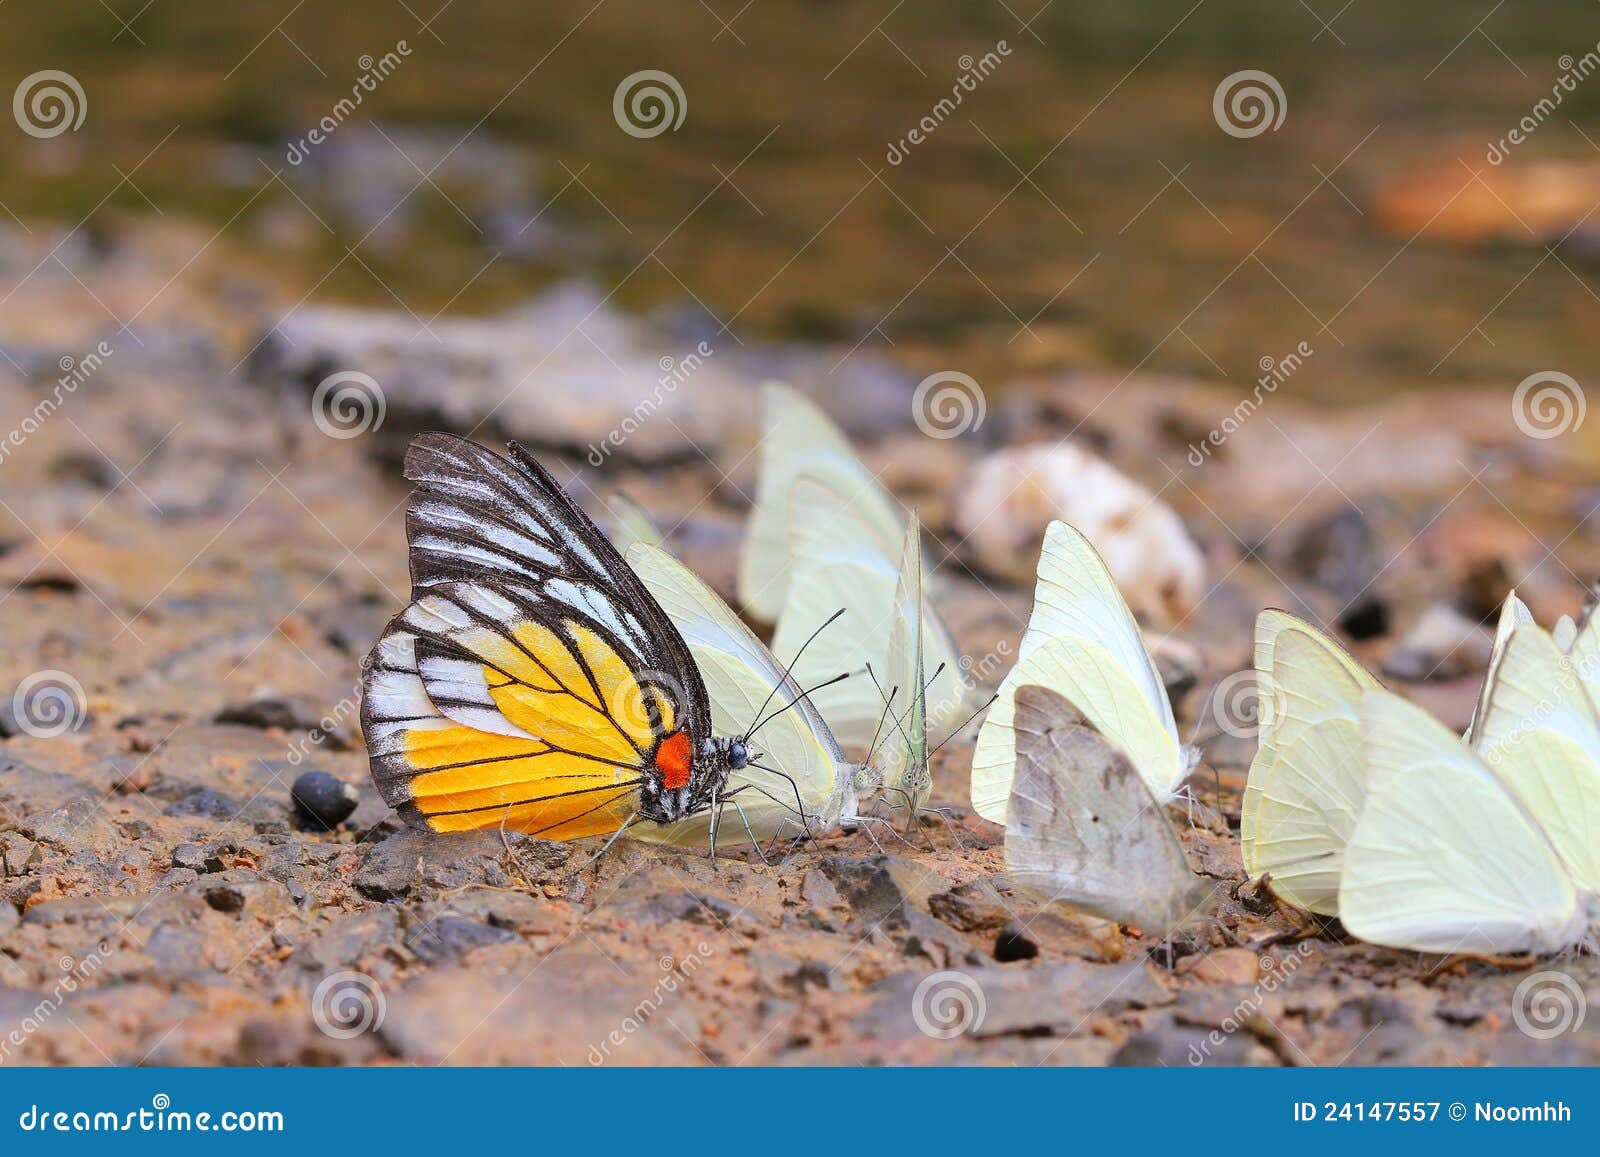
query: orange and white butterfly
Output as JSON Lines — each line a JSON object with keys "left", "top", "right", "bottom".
{"left": 360, "top": 434, "right": 847, "bottom": 848}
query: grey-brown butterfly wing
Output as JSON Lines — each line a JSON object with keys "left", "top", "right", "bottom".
{"left": 1004, "top": 684, "right": 1212, "bottom": 935}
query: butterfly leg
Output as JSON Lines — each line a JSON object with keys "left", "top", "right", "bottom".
{"left": 708, "top": 785, "right": 722, "bottom": 871}
{"left": 728, "top": 798, "right": 772, "bottom": 866}
{"left": 573, "top": 811, "right": 641, "bottom": 874}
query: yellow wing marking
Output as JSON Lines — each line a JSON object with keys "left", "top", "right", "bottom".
{"left": 404, "top": 723, "right": 639, "bottom": 837}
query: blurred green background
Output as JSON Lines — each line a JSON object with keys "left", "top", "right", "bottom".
{"left": 5, "top": 0, "right": 1600, "bottom": 398}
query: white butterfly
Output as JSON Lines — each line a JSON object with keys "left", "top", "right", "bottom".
{"left": 972, "top": 521, "right": 1196, "bottom": 823}
{"left": 624, "top": 541, "right": 859, "bottom": 845}
{"left": 738, "top": 383, "right": 902, "bottom": 623}
{"left": 1005, "top": 684, "right": 1214, "bottom": 936}
{"left": 605, "top": 492, "right": 668, "bottom": 556}
{"left": 765, "top": 473, "right": 971, "bottom": 756}
{"left": 1343, "top": 687, "right": 1599, "bottom": 955}
{"left": 1241, "top": 610, "right": 1381, "bottom": 916}
{"left": 864, "top": 512, "right": 967, "bottom": 821}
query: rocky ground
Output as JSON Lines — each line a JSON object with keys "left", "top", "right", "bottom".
{"left": 2, "top": 218, "right": 1600, "bottom": 1067}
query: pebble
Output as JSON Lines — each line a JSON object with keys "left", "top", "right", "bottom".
{"left": 290, "top": 770, "right": 360, "bottom": 830}
{"left": 951, "top": 442, "right": 1205, "bottom": 625}
{"left": 993, "top": 923, "right": 1040, "bottom": 962}
{"left": 1381, "top": 603, "right": 1493, "bottom": 682}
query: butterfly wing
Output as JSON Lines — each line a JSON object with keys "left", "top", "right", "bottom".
{"left": 1564, "top": 586, "right": 1600, "bottom": 704}
{"left": 770, "top": 478, "right": 903, "bottom": 748}
{"left": 972, "top": 634, "right": 1184, "bottom": 822}
{"left": 361, "top": 434, "right": 715, "bottom": 838}
{"left": 625, "top": 542, "right": 851, "bottom": 844}
{"left": 1006, "top": 685, "right": 1211, "bottom": 935}
{"left": 1241, "top": 612, "right": 1381, "bottom": 916}
{"left": 363, "top": 611, "right": 642, "bottom": 838}
{"left": 1464, "top": 592, "right": 1533, "bottom": 747}
{"left": 1342, "top": 690, "right": 1585, "bottom": 955}
{"left": 1470, "top": 619, "right": 1600, "bottom": 894}
{"left": 738, "top": 383, "right": 903, "bottom": 622}
{"left": 605, "top": 492, "right": 668, "bottom": 556}
{"left": 1019, "top": 520, "right": 1178, "bottom": 746}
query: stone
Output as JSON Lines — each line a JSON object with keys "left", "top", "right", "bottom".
{"left": 171, "top": 842, "right": 228, "bottom": 873}
{"left": 380, "top": 940, "right": 705, "bottom": 1065}
{"left": 1176, "top": 947, "right": 1263, "bottom": 986}
{"left": 289, "top": 770, "right": 360, "bottom": 829}
{"left": 1280, "top": 504, "right": 1390, "bottom": 639}
{"left": 1381, "top": 603, "right": 1494, "bottom": 682}
{"left": 20, "top": 797, "right": 118, "bottom": 856}
{"left": 951, "top": 443, "right": 1205, "bottom": 625}
{"left": 861, "top": 959, "right": 1172, "bottom": 1040}
{"left": 250, "top": 285, "right": 749, "bottom": 464}
{"left": 1112, "top": 1018, "right": 1261, "bottom": 1066}
{"left": 353, "top": 828, "right": 571, "bottom": 901}
{"left": 993, "top": 923, "right": 1040, "bottom": 962}
{"left": 816, "top": 854, "right": 974, "bottom": 963}
{"left": 404, "top": 915, "right": 520, "bottom": 964}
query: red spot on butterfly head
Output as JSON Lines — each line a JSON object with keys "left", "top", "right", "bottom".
{"left": 655, "top": 730, "right": 693, "bottom": 791}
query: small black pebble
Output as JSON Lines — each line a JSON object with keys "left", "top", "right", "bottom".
{"left": 290, "top": 770, "right": 359, "bottom": 829}
{"left": 994, "top": 922, "right": 1040, "bottom": 962}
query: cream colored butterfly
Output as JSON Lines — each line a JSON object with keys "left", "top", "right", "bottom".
{"left": 1343, "top": 687, "right": 1600, "bottom": 955}
{"left": 738, "top": 383, "right": 902, "bottom": 623}
{"left": 605, "top": 493, "right": 668, "bottom": 556}
{"left": 972, "top": 521, "right": 1195, "bottom": 823}
{"left": 769, "top": 477, "right": 969, "bottom": 756}
{"left": 1006, "top": 684, "right": 1214, "bottom": 936}
{"left": 865, "top": 512, "right": 968, "bottom": 821}
{"left": 1243, "top": 593, "right": 1548, "bottom": 917}
{"left": 1240, "top": 610, "right": 1382, "bottom": 916}
{"left": 1553, "top": 586, "right": 1600, "bottom": 707}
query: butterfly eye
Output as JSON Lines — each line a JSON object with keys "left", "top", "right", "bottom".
{"left": 726, "top": 740, "right": 749, "bottom": 769}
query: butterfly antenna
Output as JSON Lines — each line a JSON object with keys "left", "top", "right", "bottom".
{"left": 865, "top": 663, "right": 915, "bottom": 751}
{"left": 864, "top": 671, "right": 900, "bottom": 770}
{"left": 743, "top": 607, "right": 847, "bottom": 737}
{"left": 745, "top": 671, "right": 851, "bottom": 740}
{"left": 927, "top": 692, "right": 999, "bottom": 758}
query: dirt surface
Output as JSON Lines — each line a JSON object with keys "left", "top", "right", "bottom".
{"left": 1, "top": 223, "right": 1600, "bottom": 1068}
